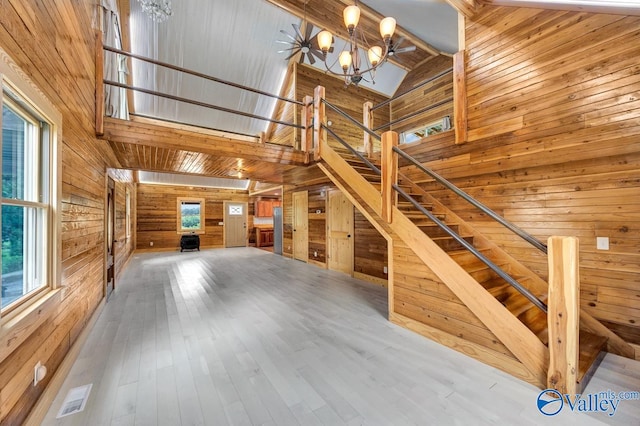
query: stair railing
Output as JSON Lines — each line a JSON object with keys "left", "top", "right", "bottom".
{"left": 393, "top": 147, "right": 548, "bottom": 254}
{"left": 364, "top": 68, "right": 454, "bottom": 157}
{"left": 312, "top": 84, "right": 548, "bottom": 313}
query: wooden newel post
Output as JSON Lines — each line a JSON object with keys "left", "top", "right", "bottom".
{"left": 381, "top": 131, "right": 398, "bottom": 223}
{"left": 301, "top": 95, "right": 313, "bottom": 164}
{"left": 547, "top": 236, "right": 580, "bottom": 395}
{"left": 95, "top": 30, "right": 105, "bottom": 136}
{"left": 453, "top": 50, "right": 467, "bottom": 145}
{"left": 363, "top": 101, "right": 374, "bottom": 158}
{"left": 313, "top": 86, "right": 326, "bottom": 161}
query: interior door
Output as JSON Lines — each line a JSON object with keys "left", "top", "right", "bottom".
{"left": 224, "top": 202, "right": 247, "bottom": 247}
{"left": 292, "top": 191, "right": 308, "bottom": 262}
{"left": 106, "top": 177, "right": 116, "bottom": 300}
{"left": 328, "top": 190, "right": 354, "bottom": 275}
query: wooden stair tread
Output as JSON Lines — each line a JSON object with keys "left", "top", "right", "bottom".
{"left": 578, "top": 331, "right": 608, "bottom": 384}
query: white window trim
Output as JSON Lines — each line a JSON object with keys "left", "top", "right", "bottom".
{"left": 0, "top": 46, "right": 62, "bottom": 327}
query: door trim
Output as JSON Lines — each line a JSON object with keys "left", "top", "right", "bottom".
{"left": 223, "top": 201, "right": 248, "bottom": 248}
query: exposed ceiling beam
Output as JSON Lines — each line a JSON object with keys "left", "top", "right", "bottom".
{"left": 264, "top": 0, "right": 441, "bottom": 69}
{"left": 101, "top": 117, "right": 307, "bottom": 165}
{"left": 446, "top": 0, "right": 478, "bottom": 17}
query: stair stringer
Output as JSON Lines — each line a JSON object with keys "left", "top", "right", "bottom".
{"left": 399, "top": 173, "right": 635, "bottom": 360}
{"left": 318, "top": 162, "right": 546, "bottom": 387}
{"left": 317, "top": 141, "right": 549, "bottom": 387}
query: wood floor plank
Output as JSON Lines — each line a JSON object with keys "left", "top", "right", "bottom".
{"left": 41, "top": 248, "right": 638, "bottom": 425}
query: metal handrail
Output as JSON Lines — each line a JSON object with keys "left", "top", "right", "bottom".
{"left": 373, "top": 97, "right": 453, "bottom": 132}
{"left": 393, "top": 146, "right": 548, "bottom": 254}
{"left": 103, "top": 45, "right": 304, "bottom": 106}
{"left": 371, "top": 68, "right": 453, "bottom": 111}
{"left": 104, "top": 80, "right": 305, "bottom": 129}
{"left": 394, "top": 185, "right": 548, "bottom": 313}
{"left": 322, "top": 124, "right": 381, "bottom": 176}
{"left": 322, "top": 99, "right": 381, "bottom": 141}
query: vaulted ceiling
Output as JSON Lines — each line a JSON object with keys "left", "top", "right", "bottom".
{"left": 107, "top": 0, "right": 639, "bottom": 187}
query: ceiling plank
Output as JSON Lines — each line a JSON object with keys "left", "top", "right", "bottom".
{"left": 484, "top": 0, "right": 640, "bottom": 16}
{"left": 446, "top": 0, "right": 478, "bottom": 18}
{"left": 101, "top": 117, "right": 307, "bottom": 165}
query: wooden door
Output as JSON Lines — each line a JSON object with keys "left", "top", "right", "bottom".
{"left": 292, "top": 191, "right": 308, "bottom": 262}
{"left": 328, "top": 190, "right": 354, "bottom": 275}
{"left": 224, "top": 202, "right": 247, "bottom": 247}
{"left": 105, "top": 177, "right": 116, "bottom": 300}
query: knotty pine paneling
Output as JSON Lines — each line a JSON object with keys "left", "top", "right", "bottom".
{"left": 0, "top": 1, "right": 134, "bottom": 423}
{"left": 399, "top": 6, "right": 640, "bottom": 344}
{"left": 282, "top": 165, "right": 387, "bottom": 281}
{"left": 389, "top": 55, "right": 454, "bottom": 136}
{"left": 393, "top": 241, "right": 514, "bottom": 357}
{"left": 354, "top": 211, "right": 388, "bottom": 280}
{"left": 266, "top": 62, "right": 297, "bottom": 147}
{"left": 136, "top": 184, "right": 249, "bottom": 250}
{"left": 295, "top": 65, "right": 390, "bottom": 153}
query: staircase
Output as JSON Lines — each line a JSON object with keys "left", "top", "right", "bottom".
{"left": 319, "top": 143, "right": 626, "bottom": 391}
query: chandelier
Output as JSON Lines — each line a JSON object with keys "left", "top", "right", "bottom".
{"left": 138, "top": 0, "right": 173, "bottom": 23}
{"left": 316, "top": 1, "right": 397, "bottom": 86}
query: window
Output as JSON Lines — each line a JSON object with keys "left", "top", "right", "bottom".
{"left": 177, "top": 198, "right": 205, "bottom": 233}
{"left": 1, "top": 70, "right": 60, "bottom": 314}
{"left": 229, "top": 205, "right": 243, "bottom": 215}
{"left": 400, "top": 116, "right": 451, "bottom": 144}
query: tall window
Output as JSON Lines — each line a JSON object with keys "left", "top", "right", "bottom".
{"left": 1, "top": 88, "right": 54, "bottom": 311}
{"left": 177, "top": 198, "right": 205, "bottom": 233}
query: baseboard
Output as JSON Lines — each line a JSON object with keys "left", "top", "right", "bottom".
{"left": 353, "top": 271, "right": 387, "bottom": 288}
{"left": 389, "top": 312, "right": 545, "bottom": 389}
{"left": 24, "top": 298, "right": 106, "bottom": 426}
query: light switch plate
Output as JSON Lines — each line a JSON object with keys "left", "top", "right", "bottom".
{"left": 596, "top": 237, "right": 609, "bottom": 250}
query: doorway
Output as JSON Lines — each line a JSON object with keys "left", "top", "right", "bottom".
{"left": 105, "top": 177, "right": 116, "bottom": 300}
{"left": 327, "top": 190, "right": 354, "bottom": 275}
{"left": 292, "top": 191, "right": 308, "bottom": 262}
{"left": 224, "top": 202, "right": 247, "bottom": 247}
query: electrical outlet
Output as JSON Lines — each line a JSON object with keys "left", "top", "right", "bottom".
{"left": 383, "top": 266, "right": 388, "bottom": 274}
{"left": 149, "top": 241, "right": 154, "bottom": 247}
{"left": 314, "top": 251, "right": 318, "bottom": 257}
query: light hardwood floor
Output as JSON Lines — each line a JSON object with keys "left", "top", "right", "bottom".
{"left": 42, "top": 248, "right": 639, "bottom": 425}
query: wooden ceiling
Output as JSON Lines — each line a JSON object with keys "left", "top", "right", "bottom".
{"left": 107, "top": 0, "right": 464, "bottom": 185}
{"left": 265, "top": 0, "right": 443, "bottom": 70}
{"left": 102, "top": 117, "right": 305, "bottom": 183}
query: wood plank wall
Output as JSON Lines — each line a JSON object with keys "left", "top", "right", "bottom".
{"left": 108, "top": 169, "right": 137, "bottom": 279}
{"left": 136, "top": 184, "right": 250, "bottom": 250}
{"left": 296, "top": 65, "right": 390, "bottom": 152}
{"left": 266, "top": 62, "right": 297, "bottom": 146}
{"left": 389, "top": 55, "right": 454, "bottom": 136}
{"left": 281, "top": 165, "right": 388, "bottom": 282}
{"left": 0, "top": 1, "right": 135, "bottom": 423}
{"left": 401, "top": 6, "right": 640, "bottom": 344}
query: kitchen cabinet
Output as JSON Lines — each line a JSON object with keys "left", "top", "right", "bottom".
{"left": 255, "top": 227, "right": 274, "bottom": 247}
{"left": 255, "top": 200, "right": 281, "bottom": 217}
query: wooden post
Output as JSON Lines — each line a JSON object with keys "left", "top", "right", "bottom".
{"left": 363, "top": 101, "right": 374, "bottom": 158}
{"left": 381, "top": 131, "right": 398, "bottom": 223}
{"left": 259, "top": 131, "right": 266, "bottom": 144}
{"left": 453, "top": 50, "right": 467, "bottom": 145}
{"left": 301, "top": 95, "right": 313, "bottom": 164}
{"left": 547, "top": 236, "right": 580, "bottom": 395}
{"left": 313, "top": 86, "right": 326, "bottom": 161}
{"left": 95, "top": 30, "right": 105, "bottom": 136}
